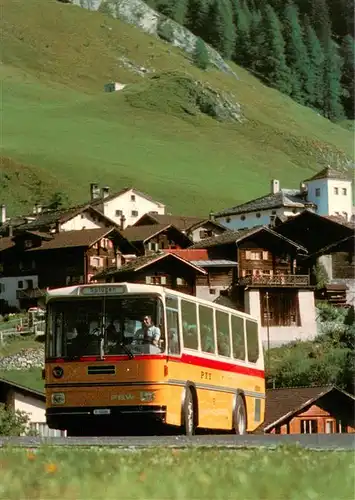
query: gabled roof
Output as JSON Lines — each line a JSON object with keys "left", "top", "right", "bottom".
{"left": 133, "top": 213, "right": 226, "bottom": 232}
{"left": 304, "top": 167, "right": 352, "bottom": 182}
{"left": 190, "top": 225, "right": 308, "bottom": 253}
{"left": 306, "top": 234, "right": 355, "bottom": 259}
{"left": 0, "top": 237, "right": 15, "bottom": 252}
{"left": 323, "top": 215, "right": 355, "bottom": 230}
{"left": 263, "top": 386, "right": 355, "bottom": 432}
{"left": 211, "top": 189, "right": 315, "bottom": 218}
{"left": 0, "top": 376, "right": 45, "bottom": 399}
{"left": 13, "top": 204, "right": 117, "bottom": 233}
{"left": 191, "top": 259, "right": 238, "bottom": 267}
{"left": 93, "top": 251, "right": 207, "bottom": 280}
{"left": 90, "top": 187, "right": 165, "bottom": 208}
{"left": 122, "top": 224, "right": 193, "bottom": 245}
{"left": 26, "top": 228, "right": 121, "bottom": 252}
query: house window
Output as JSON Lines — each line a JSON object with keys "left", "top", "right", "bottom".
{"left": 26, "top": 279, "right": 33, "bottom": 289}
{"left": 209, "top": 288, "right": 216, "bottom": 295}
{"left": 240, "top": 215, "right": 246, "bottom": 221}
{"left": 300, "top": 419, "right": 318, "bottom": 434}
{"left": 18, "top": 281, "right": 23, "bottom": 289}
{"left": 342, "top": 188, "right": 347, "bottom": 195}
{"left": 226, "top": 217, "right": 231, "bottom": 223}
{"left": 315, "top": 188, "right": 320, "bottom": 197}
{"left": 24, "top": 240, "right": 32, "bottom": 249}
{"left": 256, "top": 213, "right": 261, "bottom": 218}
{"left": 148, "top": 242, "right": 159, "bottom": 251}
{"left": 90, "top": 257, "right": 101, "bottom": 267}
{"left": 271, "top": 210, "right": 277, "bottom": 215}
{"left": 131, "top": 210, "right": 138, "bottom": 217}
{"left": 176, "top": 277, "right": 187, "bottom": 286}
{"left": 131, "top": 195, "right": 136, "bottom": 202}
{"left": 247, "top": 251, "right": 262, "bottom": 260}
{"left": 145, "top": 276, "right": 152, "bottom": 284}
{"left": 334, "top": 187, "right": 339, "bottom": 195}
{"left": 0, "top": 283, "right": 5, "bottom": 293}
{"left": 115, "top": 210, "right": 123, "bottom": 216}
{"left": 199, "top": 230, "right": 208, "bottom": 239}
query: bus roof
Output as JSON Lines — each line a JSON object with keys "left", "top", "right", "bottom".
{"left": 45, "top": 282, "right": 257, "bottom": 321}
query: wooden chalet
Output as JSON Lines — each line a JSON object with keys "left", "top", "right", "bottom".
{"left": 92, "top": 251, "right": 207, "bottom": 296}
{"left": 191, "top": 226, "right": 317, "bottom": 346}
{"left": 0, "top": 228, "right": 136, "bottom": 311}
{"left": 132, "top": 213, "right": 226, "bottom": 242}
{"left": 260, "top": 386, "right": 355, "bottom": 435}
{"left": 121, "top": 224, "right": 193, "bottom": 256}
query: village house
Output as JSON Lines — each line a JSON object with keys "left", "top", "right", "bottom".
{"left": 260, "top": 386, "right": 355, "bottom": 434}
{"left": 93, "top": 251, "right": 207, "bottom": 296}
{"left": 211, "top": 167, "right": 354, "bottom": 230}
{"left": 121, "top": 224, "right": 193, "bottom": 255}
{"left": 0, "top": 377, "right": 65, "bottom": 436}
{"left": 0, "top": 227, "right": 136, "bottom": 311}
{"left": 88, "top": 183, "right": 166, "bottom": 229}
{"left": 132, "top": 213, "right": 227, "bottom": 242}
{"left": 190, "top": 226, "right": 317, "bottom": 347}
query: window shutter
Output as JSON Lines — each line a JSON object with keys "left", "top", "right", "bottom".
{"left": 262, "top": 251, "right": 268, "bottom": 260}
{"left": 161, "top": 276, "right": 167, "bottom": 285}
{"left": 146, "top": 276, "right": 152, "bottom": 284}
{"left": 245, "top": 251, "right": 251, "bottom": 259}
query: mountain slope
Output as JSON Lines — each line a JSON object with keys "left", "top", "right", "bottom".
{"left": 2, "top": 0, "right": 353, "bottom": 216}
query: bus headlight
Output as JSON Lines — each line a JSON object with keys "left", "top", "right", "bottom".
{"left": 140, "top": 391, "right": 155, "bottom": 402}
{"left": 51, "top": 392, "right": 65, "bottom": 405}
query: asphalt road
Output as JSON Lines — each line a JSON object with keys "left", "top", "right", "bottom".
{"left": 0, "top": 434, "right": 354, "bottom": 450}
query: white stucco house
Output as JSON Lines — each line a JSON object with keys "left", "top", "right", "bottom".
{"left": 89, "top": 184, "right": 166, "bottom": 229}
{"left": 0, "top": 377, "right": 64, "bottom": 436}
{"left": 211, "top": 167, "right": 354, "bottom": 230}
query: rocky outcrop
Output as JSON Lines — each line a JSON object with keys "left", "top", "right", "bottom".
{"left": 69, "top": 0, "right": 238, "bottom": 79}
{"left": 0, "top": 348, "right": 44, "bottom": 371}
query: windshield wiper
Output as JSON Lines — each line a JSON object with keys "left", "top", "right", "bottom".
{"left": 119, "top": 342, "right": 134, "bottom": 359}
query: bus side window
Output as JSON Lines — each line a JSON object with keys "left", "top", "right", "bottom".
{"left": 199, "top": 305, "right": 215, "bottom": 354}
{"left": 246, "top": 320, "right": 259, "bottom": 363}
{"left": 181, "top": 300, "right": 198, "bottom": 350}
{"left": 216, "top": 310, "right": 231, "bottom": 357}
{"left": 167, "top": 309, "right": 180, "bottom": 355}
{"left": 231, "top": 315, "right": 245, "bottom": 361}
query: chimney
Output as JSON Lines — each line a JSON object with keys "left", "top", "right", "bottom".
{"left": 270, "top": 179, "right": 280, "bottom": 194}
{"left": 120, "top": 215, "right": 126, "bottom": 231}
{"left": 90, "top": 183, "right": 100, "bottom": 200}
{"left": 299, "top": 182, "right": 307, "bottom": 196}
{"left": 102, "top": 186, "right": 110, "bottom": 199}
{"left": 0, "top": 204, "right": 6, "bottom": 225}
{"left": 8, "top": 225, "right": 13, "bottom": 238}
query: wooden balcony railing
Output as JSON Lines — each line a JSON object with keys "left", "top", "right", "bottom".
{"left": 238, "top": 275, "right": 310, "bottom": 287}
{"left": 16, "top": 288, "right": 46, "bottom": 299}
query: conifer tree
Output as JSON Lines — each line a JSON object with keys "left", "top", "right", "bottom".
{"left": 232, "top": 1, "right": 252, "bottom": 66}
{"left": 282, "top": 2, "right": 310, "bottom": 104}
{"left": 259, "top": 4, "right": 292, "bottom": 95}
{"left": 248, "top": 8, "right": 264, "bottom": 73}
{"left": 172, "top": 0, "right": 188, "bottom": 25}
{"left": 193, "top": 37, "right": 210, "bottom": 70}
{"left": 203, "top": 0, "right": 236, "bottom": 60}
{"left": 322, "top": 34, "right": 345, "bottom": 120}
{"left": 303, "top": 15, "right": 325, "bottom": 109}
{"left": 185, "top": 0, "right": 207, "bottom": 38}
{"left": 340, "top": 35, "right": 355, "bottom": 119}
{"left": 310, "top": 0, "right": 331, "bottom": 46}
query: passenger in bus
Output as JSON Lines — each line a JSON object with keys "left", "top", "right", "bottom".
{"left": 133, "top": 315, "right": 161, "bottom": 347}
{"left": 168, "top": 328, "right": 179, "bottom": 354}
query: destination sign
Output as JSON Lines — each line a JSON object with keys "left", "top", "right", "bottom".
{"left": 80, "top": 285, "right": 126, "bottom": 296}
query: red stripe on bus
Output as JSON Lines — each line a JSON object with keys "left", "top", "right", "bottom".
{"left": 46, "top": 353, "right": 264, "bottom": 378}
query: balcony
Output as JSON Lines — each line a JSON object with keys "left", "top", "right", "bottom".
{"left": 238, "top": 275, "right": 310, "bottom": 287}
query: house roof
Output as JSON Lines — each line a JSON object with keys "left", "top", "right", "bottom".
{"left": 0, "top": 237, "right": 15, "bottom": 252}
{"left": 190, "top": 225, "right": 308, "bottom": 253}
{"left": 93, "top": 251, "right": 207, "bottom": 280}
{"left": 323, "top": 215, "right": 355, "bottom": 230}
{"left": 306, "top": 234, "right": 355, "bottom": 259}
{"left": 134, "top": 213, "right": 226, "bottom": 232}
{"left": 122, "top": 224, "right": 193, "bottom": 245}
{"left": 211, "top": 189, "right": 315, "bottom": 218}
{"left": 27, "top": 227, "right": 118, "bottom": 252}
{"left": 303, "top": 166, "right": 352, "bottom": 182}
{"left": 0, "top": 377, "right": 45, "bottom": 399}
{"left": 191, "top": 259, "right": 238, "bottom": 267}
{"left": 90, "top": 187, "right": 165, "bottom": 209}
{"left": 263, "top": 386, "right": 355, "bottom": 432}
{"left": 163, "top": 249, "right": 209, "bottom": 260}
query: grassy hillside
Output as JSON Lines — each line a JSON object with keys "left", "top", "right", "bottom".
{"left": 2, "top": 0, "right": 353, "bottom": 216}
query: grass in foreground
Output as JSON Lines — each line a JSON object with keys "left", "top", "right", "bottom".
{"left": 0, "top": 334, "right": 42, "bottom": 357}
{"left": 0, "top": 447, "right": 353, "bottom": 499}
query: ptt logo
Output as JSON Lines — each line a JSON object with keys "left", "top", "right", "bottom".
{"left": 111, "top": 393, "right": 135, "bottom": 401}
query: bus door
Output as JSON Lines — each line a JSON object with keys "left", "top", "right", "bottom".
{"left": 165, "top": 295, "right": 181, "bottom": 356}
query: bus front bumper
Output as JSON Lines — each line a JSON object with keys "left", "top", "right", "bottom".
{"left": 46, "top": 405, "right": 167, "bottom": 431}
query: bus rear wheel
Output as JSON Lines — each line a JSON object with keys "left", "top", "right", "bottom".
{"left": 233, "top": 394, "right": 247, "bottom": 435}
{"left": 182, "top": 387, "right": 195, "bottom": 436}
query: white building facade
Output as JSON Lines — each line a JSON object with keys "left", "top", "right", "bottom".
{"left": 0, "top": 275, "right": 38, "bottom": 309}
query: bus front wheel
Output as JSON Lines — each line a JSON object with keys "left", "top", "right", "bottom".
{"left": 182, "top": 387, "right": 195, "bottom": 436}
{"left": 233, "top": 394, "right": 247, "bottom": 435}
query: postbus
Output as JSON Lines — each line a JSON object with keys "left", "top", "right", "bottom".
{"left": 44, "top": 282, "right": 265, "bottom": 436}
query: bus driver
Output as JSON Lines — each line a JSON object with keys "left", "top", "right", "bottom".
{"left": 133, "top": 315, "right": 161, "bottom": 347}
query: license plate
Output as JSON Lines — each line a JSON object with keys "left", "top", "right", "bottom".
{"left": 93, "top": 408, "right": 111, "bottom": 415}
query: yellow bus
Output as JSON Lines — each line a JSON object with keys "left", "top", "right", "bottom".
{"left": 44, "top": 283, "right": 265, "bottom": 436}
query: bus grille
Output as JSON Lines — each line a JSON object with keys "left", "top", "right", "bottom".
{"left": 87, "top": 365, "right": 116, "bottom": 375}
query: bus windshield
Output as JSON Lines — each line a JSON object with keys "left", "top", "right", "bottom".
{"left": 46, "top": 295, "right": 165, "bottom": 358}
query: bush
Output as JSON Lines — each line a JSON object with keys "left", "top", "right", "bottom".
{"left": 157, "top": 19, "right": 175, "bottom": 43}
{"left": 0, "top": 404, "right": 31, "bottom": 436}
